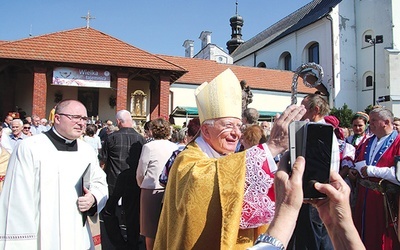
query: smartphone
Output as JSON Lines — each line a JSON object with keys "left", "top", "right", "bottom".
{"left": 289, "top": 121, "right": 333, "bottom": 200}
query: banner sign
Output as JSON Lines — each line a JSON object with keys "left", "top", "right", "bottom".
{"left": 52, "top": 67, "right": 110, "bottom": 88}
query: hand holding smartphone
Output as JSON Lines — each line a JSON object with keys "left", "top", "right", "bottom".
{"left": 289, "top": 121, "right": 334, "bottom": 199}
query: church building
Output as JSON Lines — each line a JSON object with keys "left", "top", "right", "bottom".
{"left": 229, "top": 0, "right": 400, "bottom": 114}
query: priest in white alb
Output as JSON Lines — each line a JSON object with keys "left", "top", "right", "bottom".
{"left": 0, "top": 100, "right": 108, "bottom": 250}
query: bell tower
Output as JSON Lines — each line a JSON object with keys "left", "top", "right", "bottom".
{"left": 226, "top": 0, "right": 244, "bottom": 54}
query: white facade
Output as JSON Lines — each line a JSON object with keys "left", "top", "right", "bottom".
{"left": 194, "top": 44, "right": 233, "bottom": 64}
{"left": 184, "top": 31, "right": 233, "bottom": 64}
{"left": 248, "top": 89, "right": 305, "bottom": 114}
{"left": 233, "top": 0, "right": 400, "bottom": 114}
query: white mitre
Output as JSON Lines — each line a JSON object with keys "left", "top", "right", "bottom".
{"left": 195, "top": 68, "right": 242, "bottom": 123}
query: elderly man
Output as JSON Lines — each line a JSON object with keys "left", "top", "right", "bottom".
{"left": 2, "top": 119, "right": 28, "bottom": 154}
{"left": 0, "top": 99, "right": 108, "bottom": 250}
{"left": 30, "top": 114, "right": 48, "bottom": 135}
{"left": 100, "top": 110, "right": 146, "bottom": 250}
{"left": 353, "top": 107, "right": 400, "bottom": 249}
{"left": 154, "top": 69, "right": 306, "bottom": 249}
{"left": 260, "top": 121, "right": 271, "bottom": 137}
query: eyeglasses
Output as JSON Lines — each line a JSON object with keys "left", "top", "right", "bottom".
{"left": 58, "top": 113, "right": 88, "bottom": 123}
{"left": 23, "top": 126, "right": 31, "bottom": 129}
{"left": 215, "top": 120, "right": 243, "bottom": 132}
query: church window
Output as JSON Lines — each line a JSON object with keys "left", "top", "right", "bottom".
{"left": 366, "top": 75, "right": 373, "bottom": 88}
{"left": 284, "top": 53, "right": 292, "bottom": 70}
{"left": 257, "top": 62, "right": 266, "bottom": 68}
{"left": 308, "top": 43, "right": 319, "bottom": 64}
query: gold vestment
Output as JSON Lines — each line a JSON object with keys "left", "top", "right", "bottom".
{"left": 154, "top": 142, "right": 265, "bottom": 250}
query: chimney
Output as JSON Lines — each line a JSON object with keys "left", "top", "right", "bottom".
{"left": 199, "top": 31, "right": 212, "bottom": 49}
{"left": 183, "top": 40, "right": 194, "bottom": 58}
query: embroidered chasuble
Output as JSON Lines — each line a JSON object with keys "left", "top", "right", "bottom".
{"left": 154, "top": 142, "right": 275, "bottom": 250}
{"left": 0, "top": 132, "right": 108, "bottom": 250}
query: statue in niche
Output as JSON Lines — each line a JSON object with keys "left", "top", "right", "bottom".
{"left": 135, "top": 99, "right": 141, "bottom": 116}
{"left": 131, "top": 90, "right": 147, "bottom": 117}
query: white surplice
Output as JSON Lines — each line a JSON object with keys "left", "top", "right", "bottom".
{"left": 0, "top": 133, "right": 108, "bottom": 250}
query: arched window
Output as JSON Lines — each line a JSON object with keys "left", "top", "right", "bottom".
{"left": 362, "top": 71, "right": 373, "bottom": 90}
{"left": 284, "top": 53, "right": 292, "bottom": 70}
{"left": 308, "top": 43, "right": 319, "bottom": 64}
{"left": 257, "top": 62, "right": 266, "bottom": 68}
{"left": 279, "top": 52, "right": 292, "bottom": 70}
{"left": 366, "top": 75, "right": 373, "bottom": 88}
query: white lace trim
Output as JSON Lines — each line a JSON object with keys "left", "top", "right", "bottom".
{"left": 240, "top": 146, "right": 275, "bottom": 229}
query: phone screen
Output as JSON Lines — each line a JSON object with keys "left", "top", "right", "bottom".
{"left": 302, "top": 123, "right": 333, "bottom": 199}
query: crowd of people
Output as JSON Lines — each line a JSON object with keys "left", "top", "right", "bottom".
{"left": 0, "top": 68, "right": 400, "bottom": 250}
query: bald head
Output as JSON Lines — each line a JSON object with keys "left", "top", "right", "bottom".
{"left": 116, "top": 110, "right": 133, "bottom": 128}
{"left": 53, "top": 99, "right": 87, "bottom": 140}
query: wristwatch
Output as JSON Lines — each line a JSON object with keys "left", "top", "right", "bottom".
{"left": 254, "top": 234, "right": 285, "bottom": 250}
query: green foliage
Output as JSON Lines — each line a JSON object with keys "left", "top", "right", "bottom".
{"left": 364, "top": 105, "right": 376, "bottom": 114}
{"left": 330, "top": 103, "right": 354, "bottom": 128}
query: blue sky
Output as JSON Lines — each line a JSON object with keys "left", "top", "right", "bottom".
{"left": 1, "top": 0, "right": 311, "bottom": 56}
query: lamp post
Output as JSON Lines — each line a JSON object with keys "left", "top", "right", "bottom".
{"left": 365, "top": 35, "right": 383, "bottom": 105}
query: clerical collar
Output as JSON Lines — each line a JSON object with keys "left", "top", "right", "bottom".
{"left": 52, "top": 128, "right": 75, "bottom": 144}
{"left": 44, "top": 128, "right": 77, "bottom": 151}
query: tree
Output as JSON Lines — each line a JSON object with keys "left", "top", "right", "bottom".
{"left": 330, "top": 103, "right": 354, "bottom": 128}
{"left": 364, "top": 104, "right": 383, "bottom": 114}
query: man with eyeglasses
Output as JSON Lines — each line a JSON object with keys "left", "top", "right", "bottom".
{"left": 155, "top": 69, "right": 306, "bottom": 249}
{"left": 30, "top": 114, "right": 48, "bottom": 135}
{"left": 0, "top": 99, "right": 108, "bottom": 250}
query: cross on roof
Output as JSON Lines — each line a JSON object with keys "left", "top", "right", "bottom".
{"left": 235, "top": 0, "right": 239, "bottom": 15}
{"left": 81, "top": 11, "right": 95, "bottom": 29}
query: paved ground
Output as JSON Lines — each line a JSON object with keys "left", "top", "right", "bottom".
{"left": 89, "top": 215, "right": 146, "bottom": 250}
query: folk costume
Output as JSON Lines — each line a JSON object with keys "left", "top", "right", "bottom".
{"left": 346, "top": 133, "right": 369, "bottom": 148}
{"left": 0, "top": 129, "right": 108, "bottom": 250}
{"left": 154, "top": 69, "right": 276, "bottom": 249}
{"left": 353, "top": 131, "right": 400, "bottom": 249}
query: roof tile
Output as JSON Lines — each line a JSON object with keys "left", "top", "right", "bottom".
{"left": 0, "top": 27, "right": 185, "bottom": 72}
{"left": 159, "top": 55, "right": 314, "bottom": 94}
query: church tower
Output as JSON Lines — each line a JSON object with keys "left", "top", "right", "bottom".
{"left": 226, "top": 1, "right": 244, "bottom": 54}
